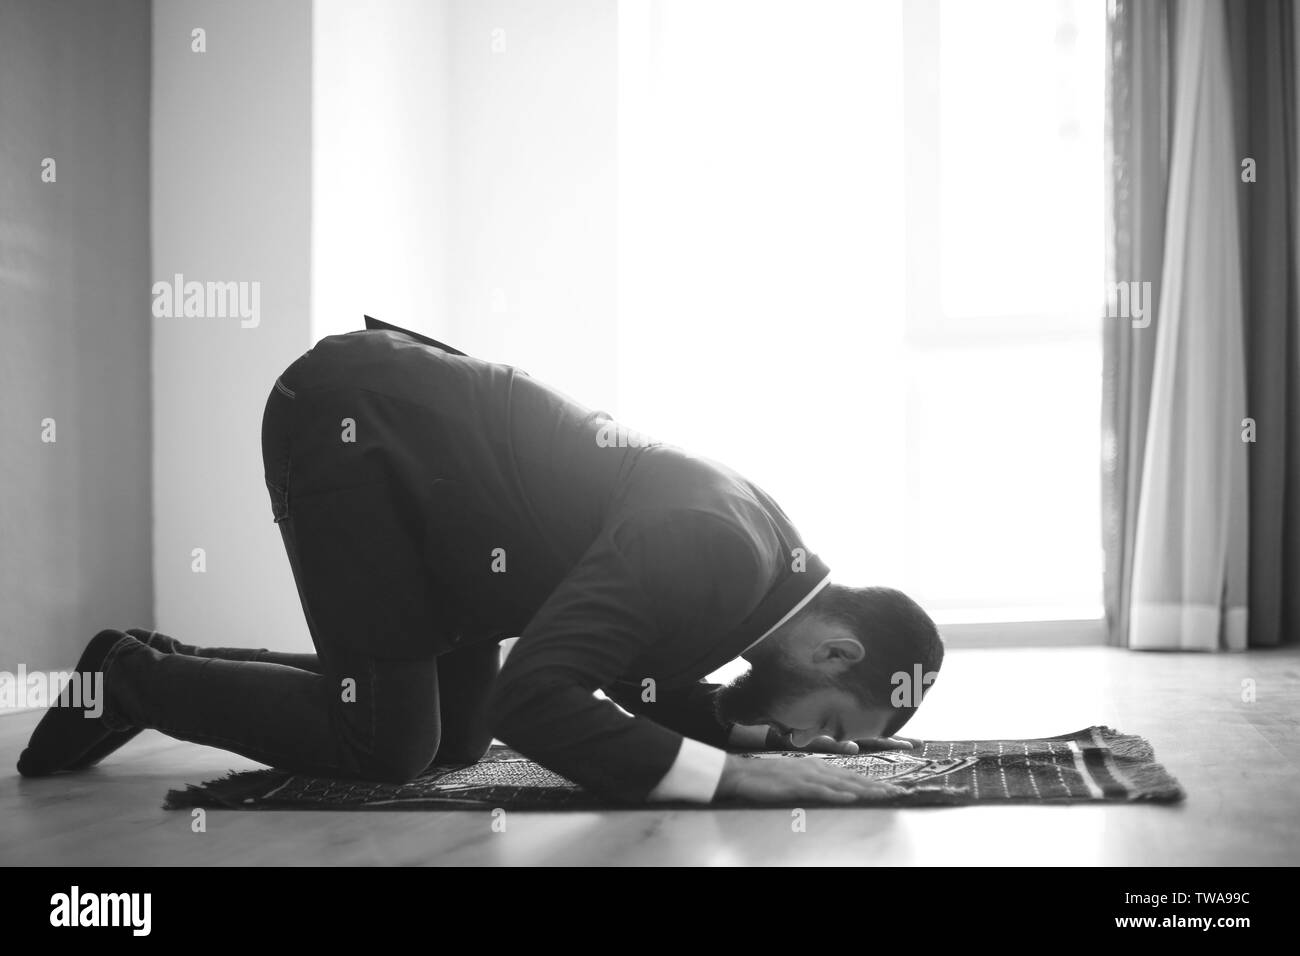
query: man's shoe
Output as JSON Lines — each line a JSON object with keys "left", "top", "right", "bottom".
{"left": 16, "top": 629, "right": 137, "bottom": 777}
{"left": 64, "top": 628, "right": 179, "bottom": 770}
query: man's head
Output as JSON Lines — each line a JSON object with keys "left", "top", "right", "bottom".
{"left": 714, "top": 584, "right": 943, "bottom": 745}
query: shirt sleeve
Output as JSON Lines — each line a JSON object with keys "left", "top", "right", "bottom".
{"left": 603, "top": 679, "right": 733, "bottom": 748}
{"left": 647, "top": 737, "right": 728, "bottom": 802}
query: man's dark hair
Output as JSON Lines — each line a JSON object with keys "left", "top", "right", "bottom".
{"left": 807, "top": 584, "right": 944, "bottom": 737}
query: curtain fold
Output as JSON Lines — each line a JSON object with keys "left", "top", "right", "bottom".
{"left": 1104, "top": 0, "right": 1299, "bottom": 650}
{"left": 1103, "top": 0, "right": 1171, "bottom": 647}
{"left": 1129, "top": 0, "right": 1249, "bottom": 650}
{"left": 1226, "top": 0, "right": 1300, "bottom": 648}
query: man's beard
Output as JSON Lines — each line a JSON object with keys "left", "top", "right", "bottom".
{"left": 713, "top": 650, "right": 831, "bottom": 726}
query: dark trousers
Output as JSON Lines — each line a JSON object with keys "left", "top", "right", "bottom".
{"left": 100, "top": 348, "right": 497, "bottom": 780}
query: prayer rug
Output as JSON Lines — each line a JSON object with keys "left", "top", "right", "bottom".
{"left": 162, "top": 725, "right": 1183, "bottom": 810}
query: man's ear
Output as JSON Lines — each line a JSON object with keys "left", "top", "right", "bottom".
{"left": 812, "top": 636, "right": 865, "bottom": 665}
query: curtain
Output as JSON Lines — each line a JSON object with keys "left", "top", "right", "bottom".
{"left": 1103, "top": 0, "right": 1171, "bottom": 648}
{"left": 1226, "top": 0, "right": 1300, "bottom": 648}
{"left": 1104, "top": 0, "right": 1299, "bottom": 650}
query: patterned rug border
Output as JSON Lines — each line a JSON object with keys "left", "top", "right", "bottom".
{"left": 162, "top": 725, "right": 1185, "bottom": 811}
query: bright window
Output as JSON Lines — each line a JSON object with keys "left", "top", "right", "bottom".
{"left": 616, "top": 0, "right": 1104, "bottom": 624}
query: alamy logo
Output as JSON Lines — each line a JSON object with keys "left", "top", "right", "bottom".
{"left": 151, "top": 273, "right": 260, "bottom": 328}
{"left": 0, "top": 666, "right": 101, "bottom": 717}
{"left": 49, "top": 886, "right": 151, "bottom": 936}
{"left": 1105, "top": 280, "right": 1152, "bottom": 329}
{"left": 890, "top": 664, "right": 937, "bottom": 708}
{"left": 595, "top": 420, "right": 655, "bottom": 448}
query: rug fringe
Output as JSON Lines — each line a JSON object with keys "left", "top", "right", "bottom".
{"left": 1093, "top": 725, "right": 1155, "bottom": 762}
{"left": 162, "top": 768, "right": 289, "bottom": 810}
{"left": 1122, "top": 761, "right": 1185, "bottom": 801}
{"left": 1090, "top": 725, "right": 1184, "bottom": 801}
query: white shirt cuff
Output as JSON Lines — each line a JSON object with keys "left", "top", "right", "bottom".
{"left": 727, "top": 723, "right": 772, "bottom": 750}
{"left": 647, "top": 737, "right": 727, "bottom": 803}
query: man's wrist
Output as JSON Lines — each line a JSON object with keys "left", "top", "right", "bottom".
{"left": 716, "top": 753, "right": 746, "bottom": 800}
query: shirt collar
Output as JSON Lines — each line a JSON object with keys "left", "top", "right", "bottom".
{"left": 738, "top": 570, "right": 832, "bottom": 657}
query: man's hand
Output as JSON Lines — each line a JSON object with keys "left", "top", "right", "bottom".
{"left": 716, "top": 753, "right": 903, "bottom": 804}
{"left": 766, "top": 730, "right": 923, "bottom": 755}
{"left": 854, "top": 735, "right": 923, "bottom": 752}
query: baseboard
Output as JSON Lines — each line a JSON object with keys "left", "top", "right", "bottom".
{"left": 939, "top": 618, "right": 1107, "bottom": 647}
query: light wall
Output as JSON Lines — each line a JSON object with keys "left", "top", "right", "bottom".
{"left": 150, "top": 0, "right": 617, "bottom": 654}
{"left": 0, "top": 0, "right": 152, "bottom": 681}
{"left": 311, "top": 0, "right": 452, "bottom": 343}
{"left": 313, "top": 0, "right": 618, "bottom": 401}
{"left": 441, "top": 0, "right": 618, "bottom": 408}
{"left": 152, "top": 0, "right": 314, "bottom": 650}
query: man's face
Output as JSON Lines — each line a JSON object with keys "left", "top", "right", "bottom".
{"left": 714, "top": 617, "right": 901, "bottom": 746}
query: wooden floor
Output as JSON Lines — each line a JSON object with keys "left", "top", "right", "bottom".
{"left": 1, "top": 645, "right": 1296, "bottom": 866}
